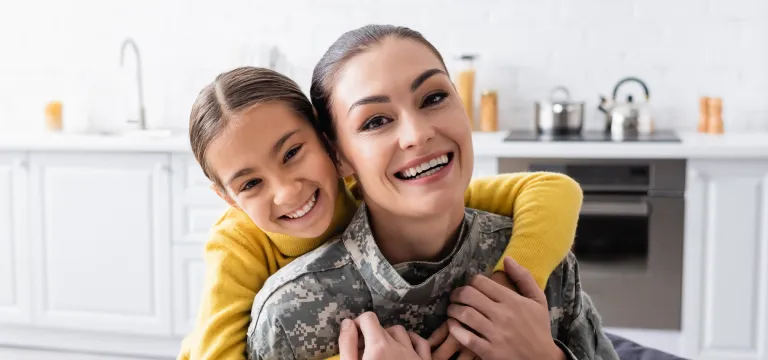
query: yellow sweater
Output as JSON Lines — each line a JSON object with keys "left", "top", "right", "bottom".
{"left": 178, "top": 172, "right": 583, "bottom": 360}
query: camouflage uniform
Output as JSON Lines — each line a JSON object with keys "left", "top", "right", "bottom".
{"left": 246, "top": 204, "right": 619, "bottom": 360}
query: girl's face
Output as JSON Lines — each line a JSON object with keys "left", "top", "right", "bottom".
{"left": 206, "top": 102, "right": 339, "bottom": 238}
{"left": 329, "top": 37, "right": 473, "bottom": 218}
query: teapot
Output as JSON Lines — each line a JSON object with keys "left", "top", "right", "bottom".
{"left": 598, "top": 77, "right": 654, "bottom": 136}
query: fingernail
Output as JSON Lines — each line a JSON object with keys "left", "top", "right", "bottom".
{"left": 342, "top": 319, "right": 353, "bottom": 329}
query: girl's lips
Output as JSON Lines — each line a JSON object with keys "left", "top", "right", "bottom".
{"left": 280, "top": 189, "right": 320, "bottom": 221}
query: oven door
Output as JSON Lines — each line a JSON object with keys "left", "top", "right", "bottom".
{"left": 574, "top": 194, "right": 684, "bottom": 330}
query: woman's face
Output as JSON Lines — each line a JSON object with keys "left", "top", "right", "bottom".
{"left": 206, "top": 102, "right": 339, "bottom": 238}
{"left": 329, "top": 37, "right": 473, "bottom": 218}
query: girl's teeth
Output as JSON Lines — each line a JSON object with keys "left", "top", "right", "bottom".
{"left": 286, "top": 192, "right": 317, "bottom": 219}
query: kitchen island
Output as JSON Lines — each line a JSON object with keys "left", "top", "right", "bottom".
{"left": 0, "top": 130, "right": 767, "bottom": 360}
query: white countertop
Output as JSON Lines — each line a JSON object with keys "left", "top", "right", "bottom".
{"left": 472, "top": 131, "right": 768, "bottom": 159}
{"left": 1, "top": 129, "right": 767, "bottom": 159}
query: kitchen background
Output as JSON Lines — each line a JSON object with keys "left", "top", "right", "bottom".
{"left": 0, "top": 0, "right": 767, "bottom": 134}
{"left": 2, "top": 1, "right": 768, "bottom": 360}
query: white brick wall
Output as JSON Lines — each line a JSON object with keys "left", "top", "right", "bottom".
{"left": 1, "top": 0, "right": 766, "bottom": 134}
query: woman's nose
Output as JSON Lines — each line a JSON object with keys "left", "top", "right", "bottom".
{"left": 397, "top": 114, "right": 435, "bottom": 150}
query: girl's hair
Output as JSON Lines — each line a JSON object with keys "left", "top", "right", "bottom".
{"left": 189, "top": 66, "right": 322, "bottom": 187}
{"left": 309, "top": 25, "right": 447, "bottom": 142}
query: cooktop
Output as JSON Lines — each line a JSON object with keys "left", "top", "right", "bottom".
{"left": 503, "top": 130, "right": 680, "bottom": 143}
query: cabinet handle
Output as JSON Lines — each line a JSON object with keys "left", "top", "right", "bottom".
{"left": 13, "top": 159, "right": 28, "bottom": 169}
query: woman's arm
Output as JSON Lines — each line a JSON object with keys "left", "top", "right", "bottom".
{"left": 464, "top": 172, "right": 583, "bottom": 289}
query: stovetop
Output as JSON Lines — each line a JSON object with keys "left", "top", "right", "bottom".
{"left": 503, "top": 130, "right": 680, "bottom": 143}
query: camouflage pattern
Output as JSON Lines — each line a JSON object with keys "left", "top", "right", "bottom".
{"left": 246, "top": 203, "right": 618, "bottom": 360}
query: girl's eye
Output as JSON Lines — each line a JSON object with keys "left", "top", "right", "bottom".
{"left": 422, "top": 91, "right": 448, "bottom": 108}
{"left": 241, "top": 179, "right": 262, "bottom": 192}
{"left": 284, "top": 144, "right": 303, "bottom": 162}
{"left": 360, "top": 115, "right": 392, "bottom": 131}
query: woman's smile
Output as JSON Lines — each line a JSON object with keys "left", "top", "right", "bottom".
{"left": 393, "top": 151, "right": 454, "bottom": 185}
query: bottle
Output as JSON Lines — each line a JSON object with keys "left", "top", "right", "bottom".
{"left": 707, "top": 97, "right": 724, "bottom": 134}
{"left": 479, "top": 90, "right": 498, "bottom": 132}
{"left": 44, "top": 100, "right": 63, "bottom": 132}
{"left": 455, "top": 54, "right": 477, "bottom": 129}
{"left": 698, "top": 96, "right": 710, "bottom": 133}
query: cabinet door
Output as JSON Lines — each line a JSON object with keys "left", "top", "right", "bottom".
{"left": 0, "top": 152, "right": 31, "bottom": 324}
{"left": 472, "top": 157, "right": 499, "bottom": 179}
{"left": 683, "top": 159, "right": 768, "bottom": 360}
{"left": 28, "top": 152, "right": 172, "bottom": 336}
{"left": 172, "top": 244, "right": 205, "bottom": 336}
{"left": 171, "top": 154, "right": 228, "bottom": 245}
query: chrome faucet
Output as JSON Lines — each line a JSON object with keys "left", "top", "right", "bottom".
{"left": 120, "top": 38, "right": 146, "bottom": 130}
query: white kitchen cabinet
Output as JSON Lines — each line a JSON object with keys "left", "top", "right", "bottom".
{"left": 27, "top": 152, "right": 173, "bottom": 336}
{"left": 0, "top": 152, "right": 31, "bottom": 324}
{"left": 682, "top": 159, "right": 768, "bottom": 360}
{"left": 172, "top": 244, "right": 205, "bottom": 336}
{"left": 472, "top": 157, "right": 499, "bottom": 179}
{"left": 171, "top": 154, "right": 229, "bottom": 245}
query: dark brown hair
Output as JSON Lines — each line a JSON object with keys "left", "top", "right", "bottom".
{"left": 189, "top": 66, "right": 321, "bottom": 188}
{"left": 309, "top": 24, "right": 447, "bottom": 142}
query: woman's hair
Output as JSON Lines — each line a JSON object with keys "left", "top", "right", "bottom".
{"left": 189, "top": 66, "right": 323, "bottom": 187}
{"left": 309, "top": 24, "right": 447, "bottom": 142}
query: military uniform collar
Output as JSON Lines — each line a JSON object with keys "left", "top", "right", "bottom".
{"left": 341, "top": 203, "right": 477, "bottom": 302}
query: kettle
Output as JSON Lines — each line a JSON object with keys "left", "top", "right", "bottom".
{"left": 598, "top": 77, "right": 654, "bottom": 136}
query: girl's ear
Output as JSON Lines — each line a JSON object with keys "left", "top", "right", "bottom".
{"left": 210, "top": 183, "right": 239, "bottom": 209}
{"left": 336, "top": 155, "right": 355, "bottom": 178}
{"left": 323, "top": 133, "right": 354, "bottom": 177}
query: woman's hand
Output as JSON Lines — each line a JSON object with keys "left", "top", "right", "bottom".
{"left": 447, "top": 257, "right": 565, "bottom": 360}
{"left": 339, "top": 312, "right": 432, "bottom": 360}
{"left": 427, "top": 265, "right": 521, "bottom": 360}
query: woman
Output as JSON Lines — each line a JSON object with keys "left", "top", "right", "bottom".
{"left": 245, "top": 24, "right": 618, "bottom": 360}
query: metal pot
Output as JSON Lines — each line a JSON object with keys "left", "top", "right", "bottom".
{"left": 598, "top": 77, "right": 654, "bottom": 136}
{"left": 535, "top": 86, "right": 585, "bottom": 135}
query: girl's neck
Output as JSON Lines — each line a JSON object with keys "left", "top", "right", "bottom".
{"left": 366, "top": 199, "right": 466, "bottom": 265}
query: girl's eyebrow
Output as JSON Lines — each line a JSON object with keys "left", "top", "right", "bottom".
{"left": 271, "top": 128, "right": 301, "bottom": 156}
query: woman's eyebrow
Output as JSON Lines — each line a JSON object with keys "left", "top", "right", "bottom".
{"left": 410, "top": 68, "right": 446, "bottom": 92}
{"left": 348, "top": 95, "right": 390, "bottom": 114}
{"left": 346, "top": 68, "right": 447, "bottom": 114}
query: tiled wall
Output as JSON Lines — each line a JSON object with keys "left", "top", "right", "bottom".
{"left": 1, "top": 0, "right": 766, "bottom": 133}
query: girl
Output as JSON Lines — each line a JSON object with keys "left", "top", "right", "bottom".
{"left": 179, "top": 67, "right": 582, "bottom": 360}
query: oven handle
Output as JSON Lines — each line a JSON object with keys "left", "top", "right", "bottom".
{"left": 580, "top": 198, "right": 649, "bottom": 217}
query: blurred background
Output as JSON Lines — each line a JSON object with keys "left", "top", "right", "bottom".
{"left": 1, "top": 1, "right": 767, "bottom": 360}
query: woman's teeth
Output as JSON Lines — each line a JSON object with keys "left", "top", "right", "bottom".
{"left": 285, "top": 192, "right": 317, "bottom": 219}
{"left": 398, "top": 154, "right": 450, "bottom": 179}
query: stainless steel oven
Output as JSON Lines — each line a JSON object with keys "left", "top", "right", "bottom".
{"left": 499, "top": 158, "right": 686, "bottom": 330}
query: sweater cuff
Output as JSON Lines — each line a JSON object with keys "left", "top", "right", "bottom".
{"left": 554, "top": 339, "right": 578, "bottom": 360}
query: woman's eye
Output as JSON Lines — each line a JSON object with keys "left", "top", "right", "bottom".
{"left": 361, "top": 115, "right": 392, "bottom": 131}
{"left": 422, "top": 92, "right": 448, "bottom": 108}
{"left": 241, "top": 179, "right": 262, "bottom": 192}
{"left": 284, "top": 145, "right": 303, "bottom": 162}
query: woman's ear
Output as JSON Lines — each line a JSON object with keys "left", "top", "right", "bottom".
{"left": 210, "top": 183, "right": 239, "bottom": 209}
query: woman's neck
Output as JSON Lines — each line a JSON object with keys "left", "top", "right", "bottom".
{"left": 366, "top": 199, "right": 466, "bottom": 265}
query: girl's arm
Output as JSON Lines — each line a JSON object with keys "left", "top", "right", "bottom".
{"left": 464, "top": 172, "right": 583, "bottom": 289}
{"left": 178, "top": 209, "right": 277, "bottom": 360}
